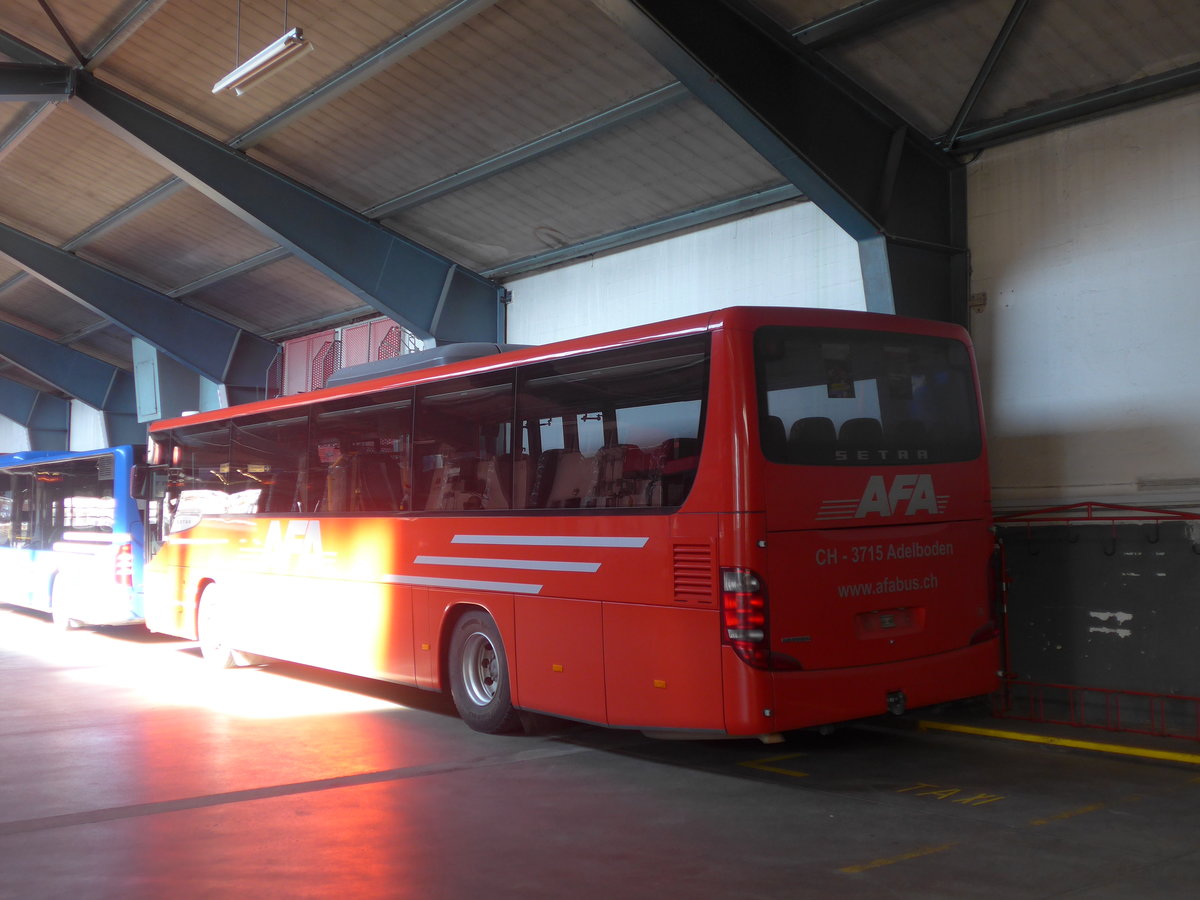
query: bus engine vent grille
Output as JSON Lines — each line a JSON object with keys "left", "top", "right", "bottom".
{"left": 673, "top": 543, "right": 714, "bottom": 604}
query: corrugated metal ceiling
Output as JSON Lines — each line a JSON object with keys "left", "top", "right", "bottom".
{"left": 0, "top": 0, "right": 1197, "bottom": 394}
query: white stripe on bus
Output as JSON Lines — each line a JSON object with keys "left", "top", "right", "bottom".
{"left": 451, "top": 534, "right": 648, "bottom": 548}
{"left": 381, "top": 574, "right": 544, "bottom": 594}
{"left": 414, "top": 555, "right": 600, "bottom": 573}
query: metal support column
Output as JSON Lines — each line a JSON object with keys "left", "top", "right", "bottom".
{"left": 592, "top": 0, "right": 968, "bottom": 324}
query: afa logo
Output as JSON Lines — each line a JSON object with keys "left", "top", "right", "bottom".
{"left": 817, "top": 474, "right": 948, "bottom": 520}
{"left": 262, "top": 519, "right": 325, "bottom": 556}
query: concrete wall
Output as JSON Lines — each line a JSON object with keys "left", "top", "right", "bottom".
{"left": 968, "top": 91, "right": 1200, "bottom": 511}
{"left": 505, "top": 200, "right": 865, "bottom": 344}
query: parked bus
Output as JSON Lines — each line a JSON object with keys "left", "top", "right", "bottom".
{"left": 137, "top": 307, "right": 999, "bottom": 739}
{"left": 0, "top": 445, "right": 145, "bottom": 628}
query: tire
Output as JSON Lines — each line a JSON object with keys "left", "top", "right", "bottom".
{"left": 50, "top": 578, "right": 80, "bottom": 631}
{"left": 448, "top": 611, "right": 521, "bottom": 734}
{"left": 196, "top": 585, "right": 249, "bottom": 669}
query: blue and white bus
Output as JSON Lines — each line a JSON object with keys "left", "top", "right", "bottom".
{"left": 0, "top": 445, "right": 145, "bottom": 628}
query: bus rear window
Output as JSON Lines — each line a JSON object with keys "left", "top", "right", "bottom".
{"left": 755, "top": 326, "right": 981, "bottom": 465}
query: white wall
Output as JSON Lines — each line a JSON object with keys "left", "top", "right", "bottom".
{"left": 505, "top": 200, "right": 865, "bottom": 344}
{"left": 0, "top": 416, "right": 29, "bottom": 453}
{"left": 69, "top": 401, "right": 108, "bottom": 450}
{"left": 968, "top": 91, "right": 1200, "bottom": 510}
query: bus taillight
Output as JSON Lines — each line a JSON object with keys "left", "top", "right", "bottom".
{"left": 115, "top": 543, "right": 134, "bottom": 588}
{"left": 721, "top": 568, "right": 770, "bottom": 668}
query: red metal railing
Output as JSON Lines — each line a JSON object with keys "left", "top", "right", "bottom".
{"left": 993, "top": 679, "right": 1200, "bottom": 741}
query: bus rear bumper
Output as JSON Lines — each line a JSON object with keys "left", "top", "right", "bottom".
{"left": 62, "top": 589, "right": 144, "bottom": 627}
{"left": 724, "top": 639, "right": 1001, "bottom": 736}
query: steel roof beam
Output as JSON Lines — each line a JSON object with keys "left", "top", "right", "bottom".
{"left": 363, "top": 2, "right": 947, "bottom": 218}
{"left": 166, "top": 248, "right": 290, "bottom": 298}
{"left": 0, "top": 101, "right": 56, "bottom": 165}
{"left": 84, "top": 0, "right": 171, "bottom": 68}
{"left": 943, "top": 0, "right": 1031, "bottom": 150}
{"left": 0, "top": 377, "right": 69, "bottom": 451}
{"left": 482, "top": 184, "right": 804, "bottom": 280}
{"left": 233, "top": 0, "right": 500, "bottom": 149}
{"left": 0, "top": 179, "right": 188, "bottom": 302}
{"left": 794, "top": 0, "right": 952, "bottom": 50}
{"left": 367, "top": 83, "right": 691, "bottom": 217}
{"left": 949, "top": 61, "right": 1200, "bottom": 152}
{"left": 593, "top": 0, "right": 968, "bottom": 324}
{"left": 0, "top": 62, "right": 74, "bottom": 100}
{"left": 0, "top": 320, "right": 126, "bottom": 409}
{"left": 0, "top": 220, "right": 277, "bottom": 402}
{"left": 73, "top": 72, "right": 503, "bottom": 344}
{"left": 0, "top": 29, "right": 60, "bottom": 65}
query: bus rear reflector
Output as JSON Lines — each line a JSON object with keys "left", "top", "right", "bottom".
{"left": 115, "top": 543, "right": 134, "bottom": 588}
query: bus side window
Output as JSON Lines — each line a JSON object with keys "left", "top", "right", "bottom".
{"left": 0, "top": 480, "right": 11, "bottom": 547}
{"left": 230, "top": 412, "right": 310, "bottom": 514}
{"left": 167, "top": 422, "right": 233, "bottom": 532}
{"left": 516, "top": 335, "right": 708, "bottom": 509}
{"left": 10, "top": 474, "right": 33, "bottom": 546}
{"left": 312, "top": 389, "right": 414, "bottom": 514}
{"left": 414, "top": 372, "right": 513, "bottom": 512}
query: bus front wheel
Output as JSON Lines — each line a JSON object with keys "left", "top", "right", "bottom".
{"left": 448, "top": 611, "right": 521, "bottom": 734}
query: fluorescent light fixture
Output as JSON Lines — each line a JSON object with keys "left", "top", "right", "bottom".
{"left": 212, "top": 27, "right": 313, "bottom": 96}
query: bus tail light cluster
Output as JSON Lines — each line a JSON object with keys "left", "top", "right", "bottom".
{"left": 114, "top": 543, "right": 134, "bottom": 588}
{"left": 721, "top": 568, "right": 771, "bottom": 669}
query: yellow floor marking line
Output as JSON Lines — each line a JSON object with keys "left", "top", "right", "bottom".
{"left": 738, "top": 753, "right": 809, "bottom": 778}
{"left": 839, "top": 842, "right": 958, "bottom": 874}
{"left": 1030, "top": 802, "right": 1106, "bottom": 826}
{"left": 917, "top": 720, "right": 1200, "bottom": 766}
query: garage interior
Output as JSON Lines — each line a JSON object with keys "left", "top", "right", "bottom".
{"left": 1, "top": 1, "right": 1199, "bottom": 896}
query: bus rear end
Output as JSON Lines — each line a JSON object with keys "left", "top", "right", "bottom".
{"left": 723, "top": 311, "right": 999, "bottom": 734}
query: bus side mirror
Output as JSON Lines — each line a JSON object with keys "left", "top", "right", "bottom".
{"left": 129, "top": 465, "right": 154, "bottom": 500}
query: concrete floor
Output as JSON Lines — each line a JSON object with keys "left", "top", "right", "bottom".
{"left": 2, "top": 604, "right": 1198, "bottom": 900}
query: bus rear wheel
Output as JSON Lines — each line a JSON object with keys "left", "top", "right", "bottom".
{"left": 448, "top": 611, "right": 521, "bottom": 734}
{"left": 50, "top": 578, "right": 81, "bottom": 630}
{"left": 197, "top": 585, "right": 252, "bottom": 669}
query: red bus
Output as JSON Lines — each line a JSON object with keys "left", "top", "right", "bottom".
{"left": 138, "top": 306, "right": 998, "bottom": 739}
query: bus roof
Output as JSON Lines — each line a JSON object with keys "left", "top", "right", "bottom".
{"left": 0, "top": 445, "right": 138, "bottom": 471}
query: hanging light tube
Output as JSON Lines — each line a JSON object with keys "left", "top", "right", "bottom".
{"left": 212, "top": 27, "right": 313, "bottom": 96}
